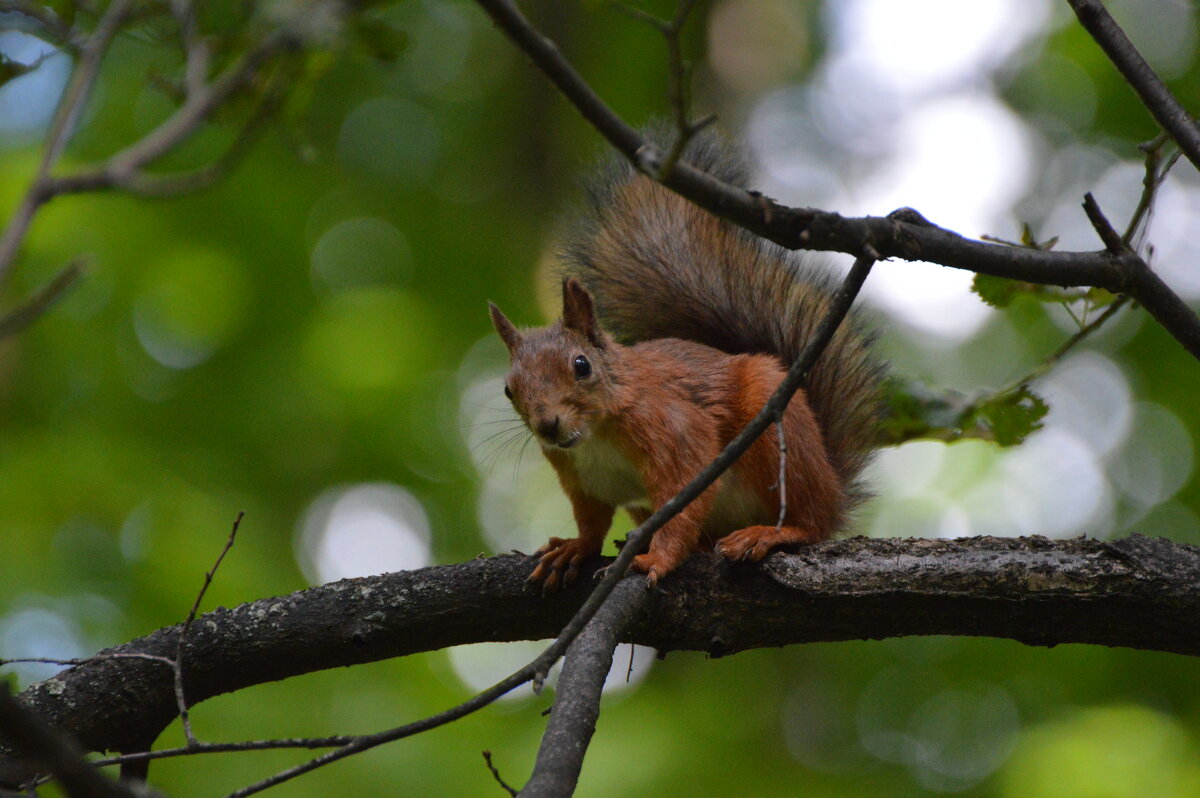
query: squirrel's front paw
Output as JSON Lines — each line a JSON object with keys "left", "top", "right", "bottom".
{"left": 528, "top": 537, "right": 598, "bottom": 592}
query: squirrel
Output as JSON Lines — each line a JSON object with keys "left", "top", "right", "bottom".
{"left": 488, "top": 131, "right": 885, "bottom": 589}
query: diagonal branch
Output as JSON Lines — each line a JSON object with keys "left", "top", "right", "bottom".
{"left": 0, "top": 260, "right": 84, "bottom": 341}
{"left": 1066, "top": 0, "right": 1200, "bottom": 174}
{"left": 520, "top": 577, "right": 650, "bottom": 798}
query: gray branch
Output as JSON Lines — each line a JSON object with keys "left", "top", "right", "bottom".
{"left": 2, "top": 534, "right": 1199, "bottom": 787}
{"left": 520, "top": 577, "right": 650, "bottom": 797}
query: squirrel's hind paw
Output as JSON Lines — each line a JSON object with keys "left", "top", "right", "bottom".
{"left": 631, "top": 551, "right": 685, "bottom": 587}
{"left": 717, "top": 525, "right": 821, "bottom": 562}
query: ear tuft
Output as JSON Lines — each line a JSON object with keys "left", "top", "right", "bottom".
{"left": 489, "top": 301, "right": 523, "bottom": 354}
{"left": 561, "top": 278, "right": 604, "bottom": 348}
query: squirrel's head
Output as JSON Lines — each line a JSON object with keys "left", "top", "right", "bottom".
{"left": 488, "top": 278, "right": 618, "bottom": 450}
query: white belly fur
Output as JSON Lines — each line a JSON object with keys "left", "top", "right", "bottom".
{"left": 569, "top": 437, "right": 649, "bottom": 509}
{"left": 570, "top": 438, "right": 769, "bottom": 532}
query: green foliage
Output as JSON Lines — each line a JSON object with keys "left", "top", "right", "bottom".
{"left": 963, "top": 385, "right": 1049, "bottom": 447}
{"left": 880, "top": 379, "right": 1047, "bottom": 447}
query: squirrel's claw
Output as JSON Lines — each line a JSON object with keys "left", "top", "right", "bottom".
{"left": 630, "top": 551, "right": 680, "bottom": 587}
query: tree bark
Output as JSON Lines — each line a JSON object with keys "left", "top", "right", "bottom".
{"left": 3, "top": 534, "right": 1199, "bottom": 783}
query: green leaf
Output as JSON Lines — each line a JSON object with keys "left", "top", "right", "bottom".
{"left": 973, "top": 273, "right": 1020, "bottom": 308}
{"left": 967, "top": 386, "right": 1050, "bottom": 447}
{"left": 877, "top": 378, "right": 974, "bottom": 445}
{"left": 879, "top": 379, "right": 1049, "bottom": 447}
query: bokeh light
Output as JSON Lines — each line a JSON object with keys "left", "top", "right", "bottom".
{"left": 295, "top": 483, "right": 432, "bottom": 584}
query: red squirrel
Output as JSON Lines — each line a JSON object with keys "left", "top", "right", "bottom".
{"left": 488, "top": 133, "right": 884, "bottom": 588}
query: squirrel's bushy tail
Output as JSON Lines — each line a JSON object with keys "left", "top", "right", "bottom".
{"left": 560, "top": 131, "right": 885, "bottom": 512}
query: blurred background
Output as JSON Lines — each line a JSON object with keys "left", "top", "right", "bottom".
{"left": 2, "top": 0, "right": 1200, "bottom": 795}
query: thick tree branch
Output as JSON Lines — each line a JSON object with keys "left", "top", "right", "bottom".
{"left": 520, "top": 577, "right": 649, "bottom": 798}
{"left": 471, "top": 0, "right": 1200, "bottom": 361}
{"left": 2, "top": 534, "right": 1198, "bottom": 788}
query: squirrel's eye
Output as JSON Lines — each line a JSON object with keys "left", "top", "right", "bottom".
{"left": 573, "top": 355, "right": 592, "bottom": 379}
{"left": 504, "top": 384, "right": 513, "bottom": 400}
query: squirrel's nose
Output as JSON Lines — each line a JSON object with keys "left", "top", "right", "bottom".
{"left": 535, "top": 416, "right": 560, "bottom": 441}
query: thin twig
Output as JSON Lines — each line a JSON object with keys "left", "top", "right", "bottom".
{"left": 1083, "top": 192, "right": 1127, "bottom": 253}
{"left": 0, "top": 0, "right": 77, "bottom": 48}
{"left": 774, "top": 418, "right": 787, "bottom": 533}
{"left": 0, "top": 653, "right": 176, "bottom": 669}
{"left": 614, "top": 0, "right": 710, "bottom": 178}
{"left": 482, "top": 751, "right": 519, "bottom": 797}
{"left": 1124, "top": 133, "right": 1182, "bottom": 249}
{"left": 175, "top": 511, "right": 244, "bottom": 747}
{"left": 1124, "top": 132, "right": 1167, "bottom": 246}
{"left": 992, "top": 295, "right": 1130, "bottom": 399}
{"left": 47, "top": 32, "right": 292, "bottom": 198}
{"left": 169, "top": 0, "right": 210, "bottom": 98}
{"left": 1066, "top": 0, "right": 1200, "bottom": 174}
{"left": 0, "top": 260, "right": 85, "bottom": 340}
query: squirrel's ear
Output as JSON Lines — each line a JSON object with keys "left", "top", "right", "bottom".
{"left": 562, "top": 278, "right": 604, "bottom": 348}
{"left": 489, "top": 302, "right": 523, "bottom": 353}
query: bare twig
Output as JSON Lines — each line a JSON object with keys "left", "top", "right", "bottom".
{"left": 1124, "top": 133, "right": 1168, "bottom": 246}
{"left": 175, "top": 512, "right": 244, "bottom": 747}
{"left": 46, "top": 34, "right": 292, "bottom": 199}
{"left": 774, "top": 418, "right": 787, "bottom": 532}
{"left": 614, "top": 0, "right": 710, "bottom": 178}
{"left": 992, "top": 295, "right": 1131, "bottom": 400}
{"left": 169, "top": 0, "right": 210, "bottom": 98}
{"left": 482, "top": 751, "right": 519, "bottom": 797}
{"left": 0, "top": 1, "right": 302, "bottom": 313}
{"left": 0, "top": 0, "right": 135, "bottom": 283}
{"left": 0, "top": 0, "right": 77, "bottom": 48}
{"left": 1066, "top": 0, "right": 1200, "bottom": 174}
{"left": 1, "top": 653, "right": 176, "bottom": 670}
{"left": 0, "top": 260, "right": 84, "bottom": 341}
{"left": 1082, "top": 192, "right": 1126, "bottom": 253}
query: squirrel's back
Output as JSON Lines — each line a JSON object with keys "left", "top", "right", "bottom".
{"left": 559, "top": 131, "right": 885, "bottom": 511}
